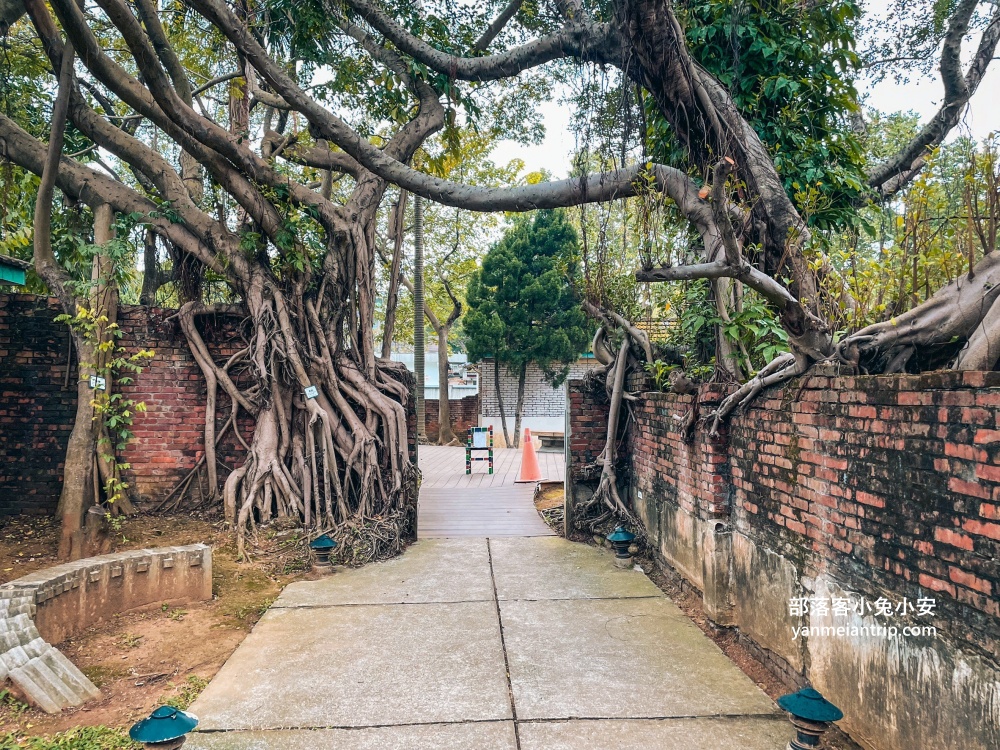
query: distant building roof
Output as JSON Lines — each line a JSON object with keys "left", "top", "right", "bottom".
{"left": 0, "top": 255, "right": 29, "bottom": 286}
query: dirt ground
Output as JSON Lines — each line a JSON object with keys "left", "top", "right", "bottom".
{"left": 0, "top": 512, "right": 313, "bottom": 739}
{"left": 541, "top": 488, "right": 862, "bottom": 750}
{"left": 533, "top": 482, "right": 566, "bottom": 536}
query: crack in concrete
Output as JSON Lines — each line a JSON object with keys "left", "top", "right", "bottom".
{"left": 488, "top": 537, "right": 522, "bottom": 750}
{"left": 270, "top": 595, "right": 665, "bottom": 610}
{"left": 189, "top": 713, "right": 789, "bottom": 735}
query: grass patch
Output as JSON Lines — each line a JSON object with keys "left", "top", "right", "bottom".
{"left": 79, "top": 665, "right": 128, "bottom": 689}
{"left": 161, "top": 675, "right": 209, "bottom": 710}
{"left": 0, "top": 726, "right": 138, "bottom": 749}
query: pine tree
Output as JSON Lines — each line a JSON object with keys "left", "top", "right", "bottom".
{"left": 465, "top": 209, "right": 592, "bottom": 447}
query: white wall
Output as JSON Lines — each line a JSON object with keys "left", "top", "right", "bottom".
{"left": 478, "top": 357, "right": 602, "bottom": 446}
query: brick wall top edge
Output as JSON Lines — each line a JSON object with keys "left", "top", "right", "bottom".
{"left": 0, "top": 293, "right": 247, "bottom": 322}
{"left": 0, "top": 294, "right": 62, "bottom": 308}
{"left": 632, "top": 369, "right": 1000, "bottom": 404}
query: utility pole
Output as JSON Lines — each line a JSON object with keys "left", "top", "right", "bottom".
{"left": 413, "top": 195, "right": 427, "bottom": 443}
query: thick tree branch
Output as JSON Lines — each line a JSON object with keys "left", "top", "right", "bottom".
{"left": 380, "top": 191, "right": 407, "bottom": 359}
{"left": 25, "top": 0, "right": 240, "bottom": 273}
{"left": 473, "top": 0, "right": 523, "bottom": 52}
{"left": 868, "top": 1, "right": 1000, "bottom": 195}
{"left": 133, "top": 0, "right": 193, "bottom": 103}
{"left": 0, "top": 111, "right": 232, "bottom": 280}
{"left": 263, "top": 130, "right": 362, "bottom": 176}
{"left": 48, "top": 0, "right": 342, "bottom": 246}
{"left": 191, "top": 0, "right": 739, "bottom": 226}
{"left": 341, "top": 0, "right": 618, "bottom": 80}
{"left": 92, "top": 0, "right": 325, "bottom": 237}
{"left": 710, "top": 157, "right": 742, "bottom": 268}
{"left": 582, "top": 299, "right": 653, "bottom": 364}
{"left": 32, "top": 32, "right": 75, "bottom": 305}
{"left": 636, "top": 262, "right": 797, "bottom": 309}
{"left": 0, "top": 0, "right": 24, "bottom": 32}
{"left": 192, "top": 71, "right": 241, "bottom": 96}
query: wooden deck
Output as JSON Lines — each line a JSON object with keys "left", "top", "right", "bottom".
{"left": 417, "top": 446, "right": 564, "bottom": 538}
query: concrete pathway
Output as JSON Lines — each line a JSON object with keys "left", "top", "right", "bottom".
{"left": 186, "top": 537, "right": 791, "bottom": 749}
{"left": 417, "top": 446, "right": 560, "bottom": 538}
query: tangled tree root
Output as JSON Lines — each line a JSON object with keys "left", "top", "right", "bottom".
{"left": 165, "top": 287, "right": 418, "bottom": 560}
{"left": 331, "top": 508, "right": 414, "bottom": 566}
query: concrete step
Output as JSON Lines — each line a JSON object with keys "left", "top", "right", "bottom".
{"left": 7, "top": 663, "right": 63, "bottom": 714}
{"left": 0, "top": 606, "right": 101, "bottom": 713}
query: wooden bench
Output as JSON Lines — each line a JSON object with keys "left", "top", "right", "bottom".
{"left": 532, "top": 431, "right": 564, "bottom": 450}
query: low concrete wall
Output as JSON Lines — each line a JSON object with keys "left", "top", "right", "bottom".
{"left": 0, "top": 544, "right": 212, "bottom": 644}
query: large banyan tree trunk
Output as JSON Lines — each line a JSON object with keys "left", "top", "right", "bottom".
{"left": 176, "top": 210, "right": 418, "bottom": 560}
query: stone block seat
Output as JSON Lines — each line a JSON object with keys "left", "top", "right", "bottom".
{"left": 531, "top": 431, "right": 564, "bottom": 452}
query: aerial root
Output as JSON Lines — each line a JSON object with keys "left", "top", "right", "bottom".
{"left": 165, "top": 300, "right": 416, "bottom": 561}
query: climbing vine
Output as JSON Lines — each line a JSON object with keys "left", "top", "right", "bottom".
{"left": 56, "top": 307, "right": 154, "bottom": 520}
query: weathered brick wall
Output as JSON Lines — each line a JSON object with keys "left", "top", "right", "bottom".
{"left": 424, "top": 394, "right": 480, "bottom": 442}
{"left": 632, "top": 387, "right": 733, "bottom": 522}
{"left": 114, "top": 306, "right": 250, "bottom": 504}
{"left": 728, "top": 371, "right": 1000, "bottom": 672}
{"left": 480, "top": 357, "right": 603, "bottom": 421}
{"left": 566, "top": 379, "right": 610, "bottom": 475}
{"left": 0, "top": 297, "right": 250, "bottom": 511}
{"left": 0, "top": 296, "right": 77, "bottom": 515}
{"left": 568, "top": 369, "right": 1000, "bottom": 749}
{"left": 1, "top": 294, "right": 415, "bottom": 515}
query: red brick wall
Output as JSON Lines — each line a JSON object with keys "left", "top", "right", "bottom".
{"left": 631, "top": 387, "right": 734, "bottom": 521}
{"left": 114, "top": 306, "right": 250, "bottom": 504}
{"left": 0, "top": 296, "right": 77, "bottom": 515}
{"left": 566, "top": 380, "right": 609, "bottom": 477}
{"left": 568, "top": 370, "right": 1000, "bottom": 660}
{"left": 424, "top": 394, "right": 479, "bottom": 442}
{"left": 1, "top": 294, "right": 415, "bottom": 514}
{"left": 728, "top": 370, "right": 1000, "bottom": 658}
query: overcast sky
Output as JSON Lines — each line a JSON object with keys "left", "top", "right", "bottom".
{"left": 492, "top": 3, "right": 1000, "bottom": 180}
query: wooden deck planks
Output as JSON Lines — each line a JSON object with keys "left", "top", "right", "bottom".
{"left": 416, "top": 446, "right": 564, "bottom": 538}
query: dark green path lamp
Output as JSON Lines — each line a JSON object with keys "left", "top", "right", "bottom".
{"left": 606, "top": 526, "right": 636, "bottom": 568}
{"left": 777, "top": 687, "right": 844, "bottom": 749}
{"left": 129, "top": 705, "right": 199, "bottom": 749}
{"left": 310, "top": 533, "right": 338, "bottom": 572}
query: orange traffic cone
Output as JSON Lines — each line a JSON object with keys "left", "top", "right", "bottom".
{"left": 516, "top": 428, "right": 544, "bottom": 483}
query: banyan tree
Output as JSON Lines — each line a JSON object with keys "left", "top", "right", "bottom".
{"left": 2, "top": 0, "right": 998, "bottom": 547}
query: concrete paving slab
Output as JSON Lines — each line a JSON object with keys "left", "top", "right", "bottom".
{"left": 186, "top": 722, "right": 518, "bottom": 750}
{"left": 192, "top": 536, "right": 792, "bottom": 750}
{"left": 489, "top": 537, "right": 662, "bottom": 601}
{"left": 518, "top": 717, "right": 792, "bottom": 749}
{"left": 191, "top": 601, "right": 511, "bottom": 730}
{"left": 500, "top": 597, "right": 780, "bottom": 720}
{"left": 276, "top": 539, "right": 493, "bottom": 606}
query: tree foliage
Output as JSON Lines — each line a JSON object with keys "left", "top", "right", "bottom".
{"left": 2, "top": 0, "right": 999, "bottom": 547}
{"left": 651, "top": 0, "right": 866, "bottom": 229}
{"left": 465, "top": 208, "right": 592, "bottom": 385}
